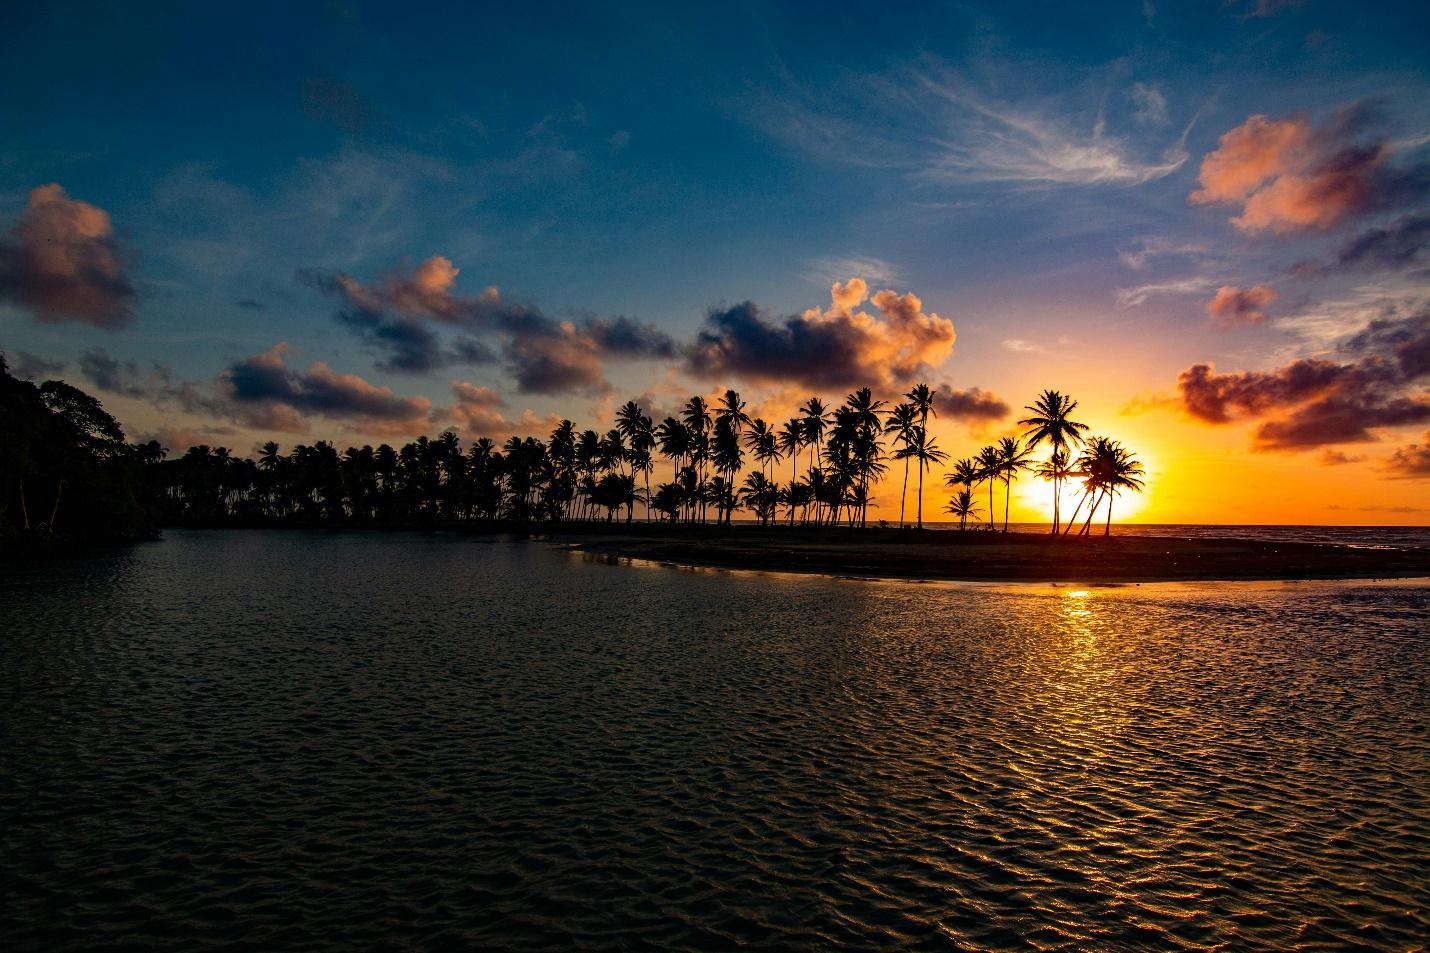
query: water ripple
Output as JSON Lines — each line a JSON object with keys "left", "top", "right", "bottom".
{"left": 2, "top": 530, "right": 1427, "bottom": 950}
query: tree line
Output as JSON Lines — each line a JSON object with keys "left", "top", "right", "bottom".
{"left": 136, "top": 382, "right": 1143, "bottom": 535}
{"left": 3, "top": 350, "right": 1145, "bottom": 544}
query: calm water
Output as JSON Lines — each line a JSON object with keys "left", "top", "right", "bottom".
{"left": 3, "top": 530, "right": 1428, "bottom": 951}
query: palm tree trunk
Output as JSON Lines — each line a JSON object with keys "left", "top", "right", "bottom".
{"left": 916, "top": 457, "right": 925, "bottom": 529}
{"left": 1003, "top": 477, "right": 1011, "bottom": 532}
{"left": 899, "top": 457, "right": 909, "bottom": 528}
{"left": 1105, "top": 495, "right": 1113, "bottom": 536}
{"left": 1080, "top": 491, "right": 1103, "bottom": 536}
{"left": 1063, "top": 488, "right": 1092, "bottom": 535}
{"left": 19, "top": 477, "right": 30, "bottom": 530}
{"left": 987, "top": 478, "right": 994, "bottom": 531}
{"left": 47, "top": 479, "right": 64, "bottom": 533}
{"left": 1051, "top": 475, "right": 1060, "bottom": 534}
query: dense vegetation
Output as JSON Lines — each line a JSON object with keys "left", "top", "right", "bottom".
{"left": 142, "top": 384, "right": 1143, "bottom": 535}
{"left": 0, "top": 355, "right": 159, "bottom": 549}
{"left": 2, "top": 352, "right": 1144, "bottom": 544}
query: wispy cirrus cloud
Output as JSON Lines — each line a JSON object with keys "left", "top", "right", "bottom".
{"left": 747, "top": 59, "right": 1196, "bottom": 191}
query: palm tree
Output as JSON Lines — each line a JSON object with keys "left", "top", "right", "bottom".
{"left": 1019, "top": 390, "right": 1089, "bottom": 533}
{"left": 975, "top": 445, "right": 1001, "bottom": 533}
{"left": 1036, "top": 449, "right": 1076, "bottom": 533}
{"left": 944, "top": 489, "right": 980, "bottom": 531}
{"left": 715, "top": 389, "right": 750, "bottom": 438}
{"left": 906, "top": 383, "right": 937, "bottom": 528}
{"left": 800, "top": 397, "right": 831, "bottom": 471}
{"left": 777, "top": 417, "right": 804, "bottom": 525}
{"left": 1102, "top": 445, "right": 1145, "bottom": 535}
{"left": 909, "top": 427, "right": 948, "bottom": 529}
{"left": 885, "top": 402, "right": 918, "bottom": 528}
{"left": 995, "top": 436, "right": 1034, "bottom": 533}
{"left": 745, "top": 418, "right": 780, "bottom": 480}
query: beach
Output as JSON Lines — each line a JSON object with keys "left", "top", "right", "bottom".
{"left": 565, "top": 524, "right": 1430, "bottom": 582}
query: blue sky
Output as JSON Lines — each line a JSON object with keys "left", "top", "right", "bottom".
{"left": 2, "top": 0, "right": 1429, "bottom": 503}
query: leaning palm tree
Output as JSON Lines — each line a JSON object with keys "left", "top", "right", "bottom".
{"left": 1101, "top": 445, "right": 1146, "bottom": 536}
{"left": 1036, "top": 449, "right": 1077, "bottom": 533}
{"left": 1019, "top": 390, "right": 1089, "bottom": 533}
{"left": 995, "top": 436, "right": 1035, "bottom": 533}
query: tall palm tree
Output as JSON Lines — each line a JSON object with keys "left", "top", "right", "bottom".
{"left": 885, "top": 402, "right": 918, "bottom": 528}
{"left": 777, "top": 417, "right": 804, "bottom": 525}
{"left": 909, "top": 427, "right": 948, "bottom": 529}
{"left": 800, "top": 397, "right": 831, "bottom": 471}
{"left": 995, "top": 436, "right": 1034, "bottom": 533}
{"left": 1019, "top": 390, "right": 1089, "bottom": 533}
{"left": 975, "top": 445, "right": 1001, "bottom": 533}
{"left": 905, "top": 383, "right": 937, "bottom": 527}
{"left": 715, "top": 389, "right": 750, "bottom": 438}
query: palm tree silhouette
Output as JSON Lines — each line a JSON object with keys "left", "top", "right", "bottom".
{"left": 975, "top": 445, "right": 1001, "bottom": 533}
{"left": 885, "top": 402, "right": 918, "bottom": 528}
{"left": 995, "top": 436, "right": 1034, "bottom": 533}
{"left": 1019, "top": 390, "right": 1089, "bottom": 533}
{"left": 943, "top": 488, "right": 980, "bottom": 531}
{"left": 800, "top": 397, "right": 831, "bottom": 472}
{"left": 905, "top": 383, "right": 937, "bottom": 527}
{"left": 777, "top": 417, "right": 804, "bottom": 525}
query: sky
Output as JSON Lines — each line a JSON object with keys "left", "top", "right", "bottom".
{"left": 2, "top": 0, "right": 1429, "bottom": 524}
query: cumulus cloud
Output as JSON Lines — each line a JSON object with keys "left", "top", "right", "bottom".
{"left": 1189, "top": 104, "right": 1420, "bottom": 234}
{"left": 1206, "top": 285, "right": 1278, "bottom": 327}
{"left": 685, "top": 278, "right": 956, "bottom": 390}
{"left": 1383, "top": 432, "right": 1430, "bottom": 478}
{"left": 0, "top": 184, "right": 136, "bottom": 328}
{"left": 308, "top": 256, "right": 674, "bottom": 392}
{"left": 1174, "top": 309, "right": 1430, "bottom": 449}
{"left": 219, "top": 342, "right": 432, "bottom": 435}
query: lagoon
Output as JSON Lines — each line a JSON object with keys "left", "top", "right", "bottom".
{"left": 3, "top": 530, "right": 1428, "bottom": 950}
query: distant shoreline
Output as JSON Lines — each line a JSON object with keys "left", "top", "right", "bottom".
{"left": 560, "top": 527, "right": 1430, "bottom": 583}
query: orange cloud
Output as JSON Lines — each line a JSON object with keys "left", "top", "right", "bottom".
{"left": 1190, "top": 111, "right": 1387, "bottom": 234}
{"left": 0, "top": 183, "right": 136, "bottom": 327}
{"left": 1206, "top": 285, "right": 1278, "bottom": 327}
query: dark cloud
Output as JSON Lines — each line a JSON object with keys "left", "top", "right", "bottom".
{"left": 1330, "top": 214, "right": 1430, "bottom": 272}
{"left": 1177, "top": 359, "right": 1351, "bottom": 424}
{"left": 1254, "top": 393, "right": 1430, "bottom": 449}
{"left": 1175, "top": 309, "right": 1430, "bottom": 449}
{"left": 307, "top": 257, "right": 674, "bottom": 392}
{"left": 936, "top": 384, "right": 1009, "bottom": 422}
{"left": 9, "top": 350, "right": 65, "bottom": 381}
{"left": 1383, "top": 432, "right": 1430, "bottom": 478}
{"left": 220, "top": 342, "right": 431, "bottom": 434}
{"left": 0, "top": 184, "right": 136, "bottom": 328}
{"left": 685, "top": 280, "right": 956, "bottom": 390}
{"left": 79, "top": 348, "right": 150, "bottom": 396}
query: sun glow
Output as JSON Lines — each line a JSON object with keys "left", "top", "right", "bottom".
{"left": 1008, "top": 449, "right": 1156, "bottom": 527}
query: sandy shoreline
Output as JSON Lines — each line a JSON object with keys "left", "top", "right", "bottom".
{"left": 557, "top": 526, "right": 1430, "bottom": 583}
